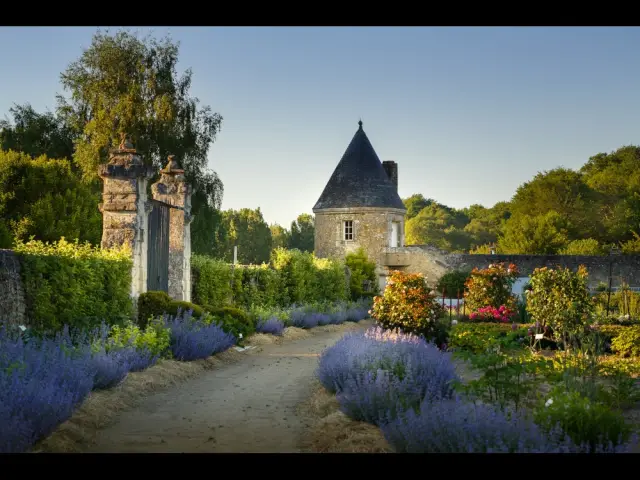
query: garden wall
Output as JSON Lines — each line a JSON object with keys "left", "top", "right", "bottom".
{"left": 0, "top": 249, "right": 26, "bottom": 327}
{"left": 383, "top": 245, "right": 640, "bottom": 288}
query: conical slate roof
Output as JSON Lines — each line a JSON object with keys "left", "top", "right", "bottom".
{"left": 313, "top": 121, "right": 406, "bottom": 211}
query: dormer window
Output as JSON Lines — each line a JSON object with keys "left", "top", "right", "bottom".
{"left": 344, "top": 220, "right": 354, "bottom": 241}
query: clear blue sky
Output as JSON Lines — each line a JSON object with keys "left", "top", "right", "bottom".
{"left": 1, "top": 27, "right": 639, "bottom": 227}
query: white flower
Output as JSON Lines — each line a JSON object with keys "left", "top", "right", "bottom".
{"left": 239, "top": 333, "right": 243, "bottom": 339}
{"left": 452, "top": 320, "right": 458, "bottom": 325}
{"left": 545, "top": 398, "right": 553, "bottom": 407}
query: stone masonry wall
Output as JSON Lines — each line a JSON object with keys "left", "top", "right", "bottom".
{"left": 315, "top": 207, "right": 406, "bottom": 263}
{"left": 0, "top": 249, "right": 26, "bottom": 327}
{"left": 315, "top": 207, "right": 406, "bottom": 292}
{"left": 384, "top": 245, "right": 640, "bottom": 288}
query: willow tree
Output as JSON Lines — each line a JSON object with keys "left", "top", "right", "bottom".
{"left": 56, "top": 29, "right": 224, "bottom": 253}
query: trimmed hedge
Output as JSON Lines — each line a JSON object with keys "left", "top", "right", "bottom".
{"left": 192, "top": 248, "right": 348, "bottom": 310}
{"left": 137, "top": 291, "right": 205, "bottom": 328}
{"left": 14, "top": 238, "right": 133, "bottom": 333}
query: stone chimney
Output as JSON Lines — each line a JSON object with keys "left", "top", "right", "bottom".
{"left": 382, "top": 160, "right": 398, "bottom": 190}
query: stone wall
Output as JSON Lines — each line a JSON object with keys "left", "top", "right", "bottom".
{"left": 314, "top": 207, "right": 406, "bottom": 291}
{"left": 0, "top": 249, "right": 26, "bottom": 327}
{"left": 383, "top": 245, "right": 640, "bottom": 288}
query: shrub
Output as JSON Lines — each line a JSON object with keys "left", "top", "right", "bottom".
{"left": 231, "top": 264, "right": 282, "bottom": 309}
{"left": 256, "top": 317, "right": 285, "bottom": 336}
{"left": 271, "top": 248, "right": 347, "bottom": 305}
{"left": 205, "top": 306, "right": 255, "bottom": 340}
{"left": 169, "top": 301, "right": 205, "bottom": 318}
{"left": 164, "top": 310, "right": 236, "bottom": 361}
{"left": 137, "top": 291, "right": 173, "bottom": 328}
{"left": 14, "top": 238, "right": 133, "bottom": 333}
{"left": 526, "top": 265, "right": 594, "bottom": 337}
{"left": 464, "top": 262, "right": 519, "bottom": 312}
{"left": 533, "top": 390, "right": 632, "bottom": 452}
{"left": 191, "top": 255, "right": 234, "bottom": 307}
{"left": 345, "top": 247, "right": 377, "bottom": 300}
{"left": 317, "top": 327, "right": 458, "bottom": 425}
{"left": 448, "top": 323, "right": 521, "bottom": 354}
{"left": 106, "top": 320, "right": 171, "bottom": 359}
{"left": 436, "top": 270, "right": 470, "bottom": 298}
{"left": 610, "top": 325, "right": 640, "bottom": 358}
{"left": 370, "top": 270, "right": 444, "bottom": 340}
{"left": 0, "top": 327, "right": 95, "bottom": 453}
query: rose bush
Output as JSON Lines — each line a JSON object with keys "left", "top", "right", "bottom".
{"left": 469, "top": 305, "right": 518, "bottom": 323}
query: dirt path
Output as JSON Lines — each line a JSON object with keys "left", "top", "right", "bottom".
{"left": 85, "top": 324, "right": 368, "bottom": 453}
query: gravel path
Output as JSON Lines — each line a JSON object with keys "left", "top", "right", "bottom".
{"left": 86, "top": 325, "right": 367, "bottom": 453}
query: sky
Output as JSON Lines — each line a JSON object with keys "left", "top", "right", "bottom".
{"left": 1, "top": 26, "right": 639, "bottom": 227}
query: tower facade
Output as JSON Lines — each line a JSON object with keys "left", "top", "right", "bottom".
{"left": 312, "top": 121, "right": 406, "bottom": 290}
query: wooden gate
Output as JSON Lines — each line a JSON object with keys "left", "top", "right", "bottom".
{"left": 147, "top": 200, "right": 170, "bottom": 293}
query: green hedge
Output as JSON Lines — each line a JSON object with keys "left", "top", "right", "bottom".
{"left": 192, "top": 248, "right": 348, "bottom": 310}
{"left": 14, "top": 238, "right": 133, "bottom": 332}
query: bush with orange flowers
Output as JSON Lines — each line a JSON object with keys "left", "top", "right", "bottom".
{"left": 371, "top": 270, "right": 445, "bottom": 339}
{"left": 464, "top": 262, "right": 519, "bottom": 314}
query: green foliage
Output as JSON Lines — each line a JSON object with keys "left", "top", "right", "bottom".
{"left": 457, "top": 348, "right": 544, "bottom": 412}
{"left": 222, "top": 208, "right": 272, "bottom": 264}
{"left": 0, "top": 103, "right": 75, "bottom": 161}
{"left": 14, "top": 238, "right": 132, "bottom": 333}
{"left": 526, "top": 265, "right": 594, "bottom": 336}
{"left": 137, "top": 291, "right": 173, "bottom": 328}
{"left": 191, "top": 255, "right": 234, "bottom": 307}
{"left": 610, "top": 325, "right": 640, "bottom": 358}
{"left": 436, "top": 270, "right": 470, "bottom": 297}
{"left": 270, "top": 224, "right": 290, "bottom": 249}
{"left": 497, "top": 211, "right": 569, "bottom": 254}
{"left": 107, "top": 319, "right": 171, "bottom": 358}
{"left": 371, "top": 270, "right": 445, "bottom": 340}
{"left": 169, "top": 301, "right": 205, "bottom": 318}
{"left": 312, "top": 257, "right": 349, "bottom": 304}
{"left": 193, "top": 249, "right": 347, "bottom": 312}
{"left": 289, "top": 213, "right": 314, "bottom": 253}
{"left": 204, "top": 306, "right": 255, "bottom": 342}
{"left": 559, "top": 238, "right": 604, "bottom": 255}
{"left": 464, "top": 262, "right": 519, "bottom": 312}
{"left": 230, "top": 264, "right": 281, "bottom": 309}
{"left": 0, "top": 150, "right": 102, "bottom": 247}
{"left": 271, "top": 248, "right": 347, "bottom": 305}
{"left": 533, "top": 389, "right": 631, "bottom": 452}
{"left": 509, "top": 168, "right": 602, "bottom": 241}
{"left": 448, "top": 322, "right": 525, "bottom": 354}
{"left": 345, "top": 247, "right": 377, "bottom": 300}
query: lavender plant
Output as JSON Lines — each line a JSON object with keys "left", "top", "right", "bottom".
{"left": 317, "top": 326, "right": 458, "bottom": 425}
{"left": 90, "top": 349, "right": 130, "bottom": 390}
{"left": 0, "top": 327, "right": 94, "bottom": 453}
{"left": 381, "top": 394, "right": 636, "bottom": 453}
{"left": 256, "top": 316, "right": 285, "bottom": 336}
{"left": 164, "top": 309, "right": 236, "bottom": 361}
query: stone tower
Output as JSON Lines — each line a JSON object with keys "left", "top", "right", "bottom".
{"left": 312, "top": 120, "right": 406, "bottom": 291}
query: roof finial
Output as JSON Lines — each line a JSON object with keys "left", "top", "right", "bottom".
{"left": 358, "top": 119, "right": 363, "bottom": 129}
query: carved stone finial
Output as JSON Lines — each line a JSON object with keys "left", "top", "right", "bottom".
{"left": 161, "top": 154, "right": 184, "bottom": 174}
{"left": 119, "top": 133, "right": 134, "bottom": 150}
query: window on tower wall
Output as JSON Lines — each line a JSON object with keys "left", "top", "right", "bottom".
{"left": 344, "top": 220, "right": 354, "bottom": 241}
